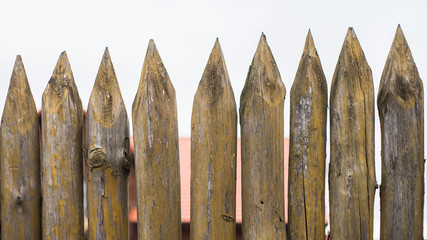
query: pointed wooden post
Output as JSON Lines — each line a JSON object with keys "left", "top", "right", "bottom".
{"left": 240, "top": 34, "right": 287, "bottom": 239}
{"left": 329, "top": 28, "right": 376, "bottom": 240}
{"left": 378, "top": 25, "right": 424, "bottom": 240}
{"left": 0, "top": 56, "right": 41, "bottom": 239}
{"left": 191, "top": 39, "right": 237, "bottom": 240}
{"left": 288, "top": 31, "right": 327, "bottom": 240}
{"left": 85, "top": 48, "right": 130, "bottom": 240}
{"left": 132, "top": 40, "right": 182, "bottom": 240}
{"left": 41, "top": 52, "right": 84, "bottom": 239}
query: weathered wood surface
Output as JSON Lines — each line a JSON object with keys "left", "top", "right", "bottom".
{"left": 191, "top": 39, "right": 237, "bottom": 240}
{"left": 240, "top": 34, "right": 287, "bottom": 240}
{"left": 85, "top": 48, "right": 130, "bottom": 240}
{"left": 0, "top": 56, "right": 41, "bottom": 239}
{"left": 329, "top": 28, "right": 376, "bottom": 240}
{"left": 288, "top": 31, "right": 327, "bottom": 240}
{"left": 41, "top": 52, "right": 84, "bottom": 240}
{"left": 132, "top": 40, "right": 182, "bottom": 240}
{"left": 378, "top": 25, "right": 424, "bottom": 240}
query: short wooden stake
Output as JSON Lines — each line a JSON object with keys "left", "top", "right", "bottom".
{"left": 132, "top": 40, "right": 182, "bottom": 239}
{"left": 288, "top": 31, "right": 327, "bottom": 240}
{"left": 378, "top": 25, "right": 424, "bottom": 240}
{"left": 41, "top": 52, "right": 84, "bottom": 239}
{"left": 240, "top": 34, "right": 287, "bottom": 239}
{"left": 329, "top": 28, "right": 376, "bottom": 240}
{"left": 85, "top": 48, "right": 130, "bottom": 240}
{"left": 191, "top": 39, "right": 237, "bottom": 240}
{"left": 1, "top": 56, "right": 41, "bottom": 239}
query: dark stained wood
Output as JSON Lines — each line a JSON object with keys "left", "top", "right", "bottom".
{"left": 288, "top": 31, "right": 327, "bottom": 240}
{"left": 240, "top": 34, "right": 287, "bottom": 239}
{"left": 329, "top": 28, "right": 376, "bottom": 240}
{"left": 191, "top": 39, "right": 237, "bottom": 240}
{"left": 41, "top": 52, "right": 84, "bottom": 239}
{"left": 378, "top": 25, "right": 424, "bottom": 240}
{"left": 0, "top": 56, "right": 41, "bottom": 239}
{"left": 85, "top": 48, "right": 130, "bottom": 240}
{"left": 132, "top": 40, "right": 182, "bottom": 240}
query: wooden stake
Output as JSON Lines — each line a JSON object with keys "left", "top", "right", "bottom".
{"left": 329, "top": 28, "right": 376, "bottom": 240}
{"left": 240, "top": 33, "right": 287, "bottom": 239}
{"left": 0, "top": 56, "right": 41, "bottom": 239}
{"left": 132, "top": 40, "right": 182, "bottom": 240}
{"left": 41, "top": 52, "right": 84, "bottom": 239}
{"left": 378, "top": 25, "right": 424, "bottom": 239}
{"left": 191, "top": 39, "right": 237, "bottom": 240}
{"left": 288, "top": 31, "right": 327, "bottom": 240}
{"left": 86, "top": 48, "right": 130, "bottom": 240}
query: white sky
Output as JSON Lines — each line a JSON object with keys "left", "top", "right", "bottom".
{"left": 0, "top": 0, "right": 426, "bottom": 238}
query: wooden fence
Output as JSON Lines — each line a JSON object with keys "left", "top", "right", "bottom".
{"left": 0, "top": 25, "right": 423, "bottom": 240}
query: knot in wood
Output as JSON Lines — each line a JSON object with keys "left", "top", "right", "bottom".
{"left": 88, "top": 147, "right": 106, "bottom": 169}
{"left": 200, "top": 71, "right": 225, "bottom": 107}
{"left": 221, "top": 214, "right": 235, "bottom": 222}
{"left": 122, "top": 150, "right": 131, "bottom": 175}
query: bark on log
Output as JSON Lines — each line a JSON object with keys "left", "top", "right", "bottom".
{"left": 85, "top": 48, "right": 130, "bottom": 240}
{"left": 329, "top": 28, "right": 376, "bottom": 240}
{"left": 288, "top": 31, "right": 327, "bottom": 240}
{"left": 41, "top": 52, "right": 84, "bottom": 240}
{"left": 240, "top": 34, "right": 287, "bottom": 240}
{"left": 378, "top": 25, "right": 424, "bottom": 240}
{"left": 132, "top": 40, "right": 182, "bottom": 240}
{"left": 191, "top": 39, "right": 237, "bottom": 240}
{"left": 0, "top": 56, "right": 41, "bottom": 239}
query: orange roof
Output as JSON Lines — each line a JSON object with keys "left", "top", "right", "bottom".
{"left": 129, "top": 137, "right": 290, "bottom": 224}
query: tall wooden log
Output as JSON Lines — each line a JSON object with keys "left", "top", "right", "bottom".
{"left": 240, "top": 33, "right": 287, "bottom": 239}
{"left": 41, "top": 52, "right": 84, "bottom": 239}
{"left": 191, "top": 39, "right": 237, "bottom": 240}
{"left": 85, "top": 48, "right": 130, "bottom": 240}
{"left": 132, "top": 40, "right": 182, "bottom": 240}
{"left": 0, "top": 56, "right": 41, "bottom": 239}
{"left": 288, "top": 31, "right": 327, "bottom": 240}
{"left": 329, "top": 28, "right": 376, "bottom": 240}
{"left": 378, "top": 25, "right": 424, "bottom": 240}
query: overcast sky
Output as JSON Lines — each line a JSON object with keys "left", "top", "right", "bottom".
{"left": 1, "top": 0, "right": 426, "bottom": 238}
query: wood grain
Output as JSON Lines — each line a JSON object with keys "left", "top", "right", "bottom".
{"left": 378, "top": 25, "right": 424, "bottom": 240}
{"left": 191, "top": 39, "right": 237, "bottom": 240}
{"left": 0, "top": 56, "right": 41, "bottom": 239}
{"left": 41, "top": 52, "right": 84, "bottom": 240}
{"left": 240, "top": 34, "right": 287, "bottom": 240}
{"left": 132, "top": 40, "right": 182, "bottom": 240}
{"left": 288, "top": 31, "right": 327, "bottom": 240}
{"left": 329, "top": 28, "right": 376, "bottom": 240}
{"left": 85, "top": 48, "right": 130, "bottom": 240}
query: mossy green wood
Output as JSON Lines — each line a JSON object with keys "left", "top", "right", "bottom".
{"left": 132, "top": 40, "right": 182, "bottom": 240}
{"left": 240, "top": 34, "right": 287, "bottom": 239}
{"left": 85, "top": 48, "right": 130, "bottom": 240}
{"left": 378, "top": 26, "right": 424, "bottom": 240}
{"left": 288, "top": 31, "right": 327, "bottom": 240}
{"left": 0, "top": 56, "right": 41, "bottom": 239}
{"left": 191, "top": 39, "right": 237, "bottom": 240}
{"left": 329, "top": 28, "right": 376, "bottom": 240}
{"left": 41, "top": 52, "right": 84, "bottom": 240}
